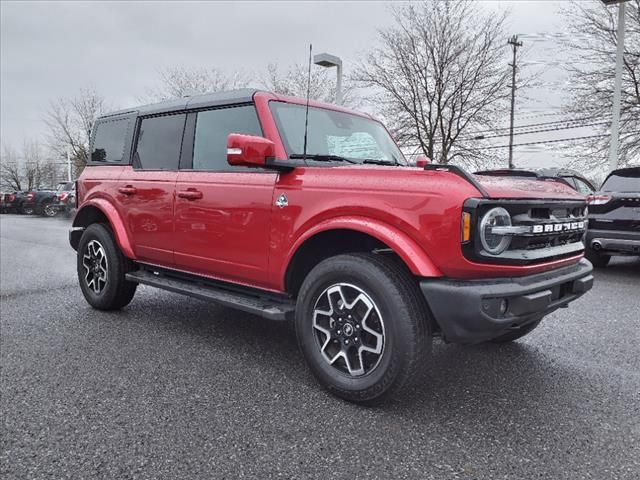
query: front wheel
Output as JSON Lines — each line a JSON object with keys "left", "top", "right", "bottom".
{"left": 77, "top": 223, "right": 137, "bottom": 310}
{"left": 295, "top": 253, "right": 431, "bottom": 404}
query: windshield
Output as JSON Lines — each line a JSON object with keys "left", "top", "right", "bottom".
{"left": 56, "top": 183, "right": 73, "bottom": 192}
{"left": 270, "top": 102, "right": 406, "bottom": 165}
{"left": 601, "top": 173, "right": 639, "bottom": 192}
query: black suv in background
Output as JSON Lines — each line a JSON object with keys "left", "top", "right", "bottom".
{"left": 20, "top": 188, "right": 59, "bottom": 216}
{"left": 475, "top": 168, "right": 595, "bottom": 194}
{"left": 586, "top": 167, "right": 640, "bottom": 267}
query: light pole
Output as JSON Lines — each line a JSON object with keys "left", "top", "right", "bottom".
{"left": 67, "top": 149, "right": 72, "bottom": 181}
{"left": 601, "top": 0, "right": 628, "bottom": 171}
{"left": 313, "top": 52, "right": 343, "bottom": 105}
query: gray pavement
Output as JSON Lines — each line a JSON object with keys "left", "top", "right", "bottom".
{"left": 1, "top": 213, "right": 639, "bottom": 479}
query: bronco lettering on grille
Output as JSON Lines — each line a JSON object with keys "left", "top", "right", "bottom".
{"left": 531, "top": 221, "right": 585, "bottom": 234}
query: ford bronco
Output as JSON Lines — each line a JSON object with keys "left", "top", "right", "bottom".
{"left": 70, "top": 89, "right": 593, "bottom": 403}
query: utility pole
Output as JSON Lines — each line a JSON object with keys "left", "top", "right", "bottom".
{"left": 606, "top": 0, "right": 627, "bottom": 171}
{"left": 507, "top": 35, "right": 523, "bottom": 169}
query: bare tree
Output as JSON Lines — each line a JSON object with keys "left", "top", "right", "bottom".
{"left": 262, "top": 63, "right": 357, "bottom": 106}
{"left": 144, "top": 66, "right": 249, "bottom": 102}
{"left": 0, "top": 144, "right": 22, "bottom": 191}
{"left": 562, "top": 0, "right": 640, "bottom": 169}
{"left": 22, "top": 140, "right": 57, "bottom": 190}
{"left": 45, "top": 87, "right": 106, "bottom": 174}
{"left": 354, "top": 0, "right": 511, "bottom": 166}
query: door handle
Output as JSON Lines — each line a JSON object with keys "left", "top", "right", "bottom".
{"left": 177, "top": 189, "right": 203, "bottom": 200}
{"left": 118, "top": 186, "right": 137, "bottom": 195}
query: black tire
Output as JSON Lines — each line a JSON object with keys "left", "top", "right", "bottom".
{"left": 295, "top": 253, "right": 431, "bottom": 404}
{"left": 43, "top": 203, "right": 58, "bottom": 217}
{"left": 77, "top": 223, "right": 137, "bottom": 310}
{"left": 585, "top": 249, "right": 610, "bottom": 268}
{"left": 490, "top": 319, "right": 541, "bottom": 343}
{"left": 21, "top": 205, "right": 34, "bottom": 215}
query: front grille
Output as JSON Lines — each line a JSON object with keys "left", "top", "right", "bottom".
{"left": 463, "top": 199, "right": 587, "bottom": 265}
{"left": 507, "top": 203, "right": 587, "bottom": 252}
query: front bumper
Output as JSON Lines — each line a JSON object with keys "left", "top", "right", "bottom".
{"left": 420, "top": 258, "right": 593, "bottom": 344}
{"left": 586, "top": 228, "right": 640, "bottom": 255}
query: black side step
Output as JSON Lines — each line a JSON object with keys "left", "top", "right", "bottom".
{"left": 125, "top": 270, "right": 295, "bottom": 321}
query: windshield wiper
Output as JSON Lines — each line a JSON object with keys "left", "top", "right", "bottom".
{"left": 289, "top": 154, "right": 358, "bottom": 164}
{"left": 361, "top": 158, "right": 397, "bottom": 166}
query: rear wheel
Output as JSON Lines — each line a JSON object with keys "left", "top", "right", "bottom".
{"left": 21, "top": 205, "right": 34, "bottom": 215}
{"left": 295, "top": 253, "right": 430, "bottom": 404}
{"left": 77, "top": 223, "right": 137, "bottom": 310}
{"left": 43, "top": 203, "right": 58, "bottom": 217}
{"left": 490, "top": 319, "right": 541, "bottom": 343}
{"left": 585, "top": 249, "right": 610, "bottom": 268}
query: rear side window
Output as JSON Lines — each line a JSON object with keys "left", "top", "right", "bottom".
{"left": 135, "top": 114, "right": 186, "bottom": 170}
{"left": 91, "top": 119, "right": 129, "bottom": 162}
{"left": 192, "top": 105, "right": 262, "bottom": 171}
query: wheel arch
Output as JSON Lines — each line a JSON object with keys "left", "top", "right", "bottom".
{"left": 71, "top": 200, "right": 135, "bottom": 259}
{"left": 283, "top": 217, "right": 442, "bottom": 296}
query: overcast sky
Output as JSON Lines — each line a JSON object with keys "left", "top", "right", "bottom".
{"left": 1, "top": 0, "right": 583, "bottom": 167}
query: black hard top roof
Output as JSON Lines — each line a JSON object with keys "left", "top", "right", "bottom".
{"left": 99, "top": 88, "right": 260, "bottom": 119}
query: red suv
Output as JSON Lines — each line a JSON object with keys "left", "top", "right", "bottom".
{"left": 70, "top": 89, "right": 593, "bottom": 403}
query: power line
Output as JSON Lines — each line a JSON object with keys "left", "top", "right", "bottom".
{"left": 404, "top": 133, "right": 612, "bottom": 152}
{"left": 466, "top": 111, "right": 636, "bottom": 137}
{"left": 471, "top": 133, "right": 610, "bottom": 150}
{"left": 468, "top": 115, "right": 601, "bottom": 136}
{"left": 462, "top": 120, "right": 609, "bottom": 141}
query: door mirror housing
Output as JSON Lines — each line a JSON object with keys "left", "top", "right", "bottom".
{"left": 227, "top": 134, "right": 276, "bottom": 167}
{"left": 415, "top": 155, "right": 431, "bottom": 168}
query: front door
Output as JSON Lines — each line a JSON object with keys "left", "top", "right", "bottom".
{"left": 173, "top": 104, "right": 277, "bottom": 289}
{"left": 118, "top": 113, "right": 186, "bottom": 266}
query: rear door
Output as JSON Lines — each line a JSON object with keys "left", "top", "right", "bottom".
{"left": 118, "top": 113, "right": 186, "bottom": 266}
{"left": 174, "top": 104, "right": 277, "bottom": 289}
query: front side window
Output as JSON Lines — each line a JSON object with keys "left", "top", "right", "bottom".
{"left": 135, "top": 114, "right": 186, "bottom": 170}
{"left": 91, "top": 118, "right": 129, "bottom": 163}
{"left": 270, "top": 102, "right": 406, "bottom": 165}
{"left": 192, "top": 105, "right": 263, "bottom": 171}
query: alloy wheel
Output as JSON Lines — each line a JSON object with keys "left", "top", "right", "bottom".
{"left": 44, "top": 204, "right": 57, "bottom": 217}
{"left": 312, "top": 283, "right": 385, "bottom": 377}
{"left": 82, "top": 240, "right": 108, "bottom": 294}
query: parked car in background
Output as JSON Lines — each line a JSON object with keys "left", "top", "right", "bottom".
{"left": 475, "top": 168, "right": 595, "bottom": 194}
{"left": 21, "top": 188, "right": 59, "bottom": 216}
{"left": 2, "top": 191, "right": 27, "bottom": 214}
{"left": 585, "top": 166, "right": 640, "bottom": 267}
{"left": 49, "top": 181, "right": 76, "bottom": 217}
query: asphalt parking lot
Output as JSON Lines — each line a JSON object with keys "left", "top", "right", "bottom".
{"left": 1, "top": 214, "right": 639, "bottom": 479}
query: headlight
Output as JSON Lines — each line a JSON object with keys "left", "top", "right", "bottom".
{"left": 479, "top": 207, "right": 512, "bottom": 255}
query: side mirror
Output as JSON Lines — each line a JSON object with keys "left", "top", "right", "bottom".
{"left": 227, "top": 134, "right": 276, "bottom": 167}
{"left": 415, "top": 155, "right": 431, "bottom": 168}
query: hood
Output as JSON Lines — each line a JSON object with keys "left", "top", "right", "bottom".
{"left": 473, "top": 173, "right": 585, "bottom": 200}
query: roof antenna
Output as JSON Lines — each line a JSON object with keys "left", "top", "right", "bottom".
{"left": 302, "top": 43, "right": 312, "bottom": 166}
